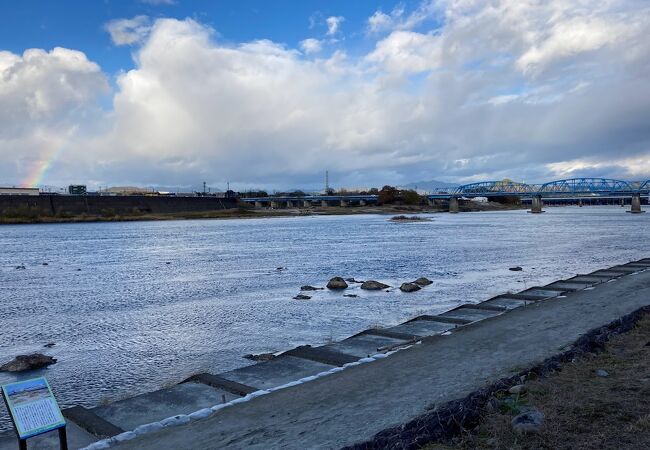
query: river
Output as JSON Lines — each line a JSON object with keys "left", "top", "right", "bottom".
{"left": 0, "top": 206, "right": 648, "bottom": 430}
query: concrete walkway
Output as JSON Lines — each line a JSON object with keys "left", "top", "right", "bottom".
{"left": 114, "top": 266, "right": 650, "bottom": 449}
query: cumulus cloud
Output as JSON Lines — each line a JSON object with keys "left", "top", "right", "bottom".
{"left": 0, "top": 47, "right": 108, "bottom": 183}
{"left": 105, "top": 16, "right": 152, "bottom": 46}
{"left": 326, "top": 16, "right": 344, "bottom": 35}
{"left": 299, "top": 38, "right": 322, "bottom": 54}
{"left": 366, "top": 30, "right": 441, "bottom": 74}
{"left": 2, "top": 0, "right": 650, "bottom": 189}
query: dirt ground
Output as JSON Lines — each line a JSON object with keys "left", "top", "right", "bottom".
{"left": 424, "top": 314, "right": 650, "bottom": 450}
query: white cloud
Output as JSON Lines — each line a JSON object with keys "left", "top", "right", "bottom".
{"left": 367, "top": 11, "right": 394, "bottom": 33}
{"left": 517, "top": 18, "right": 628, "bottom": 75}
{"left": 3, "top": 1, "right": 650, "bottom": 189}
{"left": 104, "top": 16, "right": 152, "bottom": 46}
{"left": 367, "top": 1, "right": 438, "bottom": 33}
{"left": 326, "top": 16, "right": 344, "bottom": 35}
{"left": 0, "top": 47, "right": 108, "bottom": 183}
{"left": 366, "top": 31, "right": 441, "bottom": 75}
{"left": 299, "top": 38, "right": 322, "bottom": 55}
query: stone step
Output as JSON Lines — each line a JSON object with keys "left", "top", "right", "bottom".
{"left": 185, "top": 373, "right": 259, "bottom": 396}
{"left": 62, "top": 405, "right": 124, "bottom": 438}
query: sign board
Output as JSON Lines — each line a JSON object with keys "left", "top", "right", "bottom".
{"left": 1, "top": 377, "right": 66, "bottom": 439}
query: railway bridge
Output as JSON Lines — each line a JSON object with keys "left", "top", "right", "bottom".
{"left": 240, "top": 178, "right": 649, "bottom": 214}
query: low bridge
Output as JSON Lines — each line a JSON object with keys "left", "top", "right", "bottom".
{"left": 241, "top": 178, "right": 649, "bottom": 214}
{"left": 429, "top": 178, "right": 650, "bottom": 213}
{"left": 240, "top": 195, "right": 378, "bottom": 209}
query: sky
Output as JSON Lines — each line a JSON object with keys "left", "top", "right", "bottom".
{"left": 1, "top": 0, "right": 649, "bottom": 191}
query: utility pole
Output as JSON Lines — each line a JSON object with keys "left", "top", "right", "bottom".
{"left": 325, "top": 170, "right": 330, "bottom": 194}
{"left": 203, "top": 181, "right": 206, "bottom": 194}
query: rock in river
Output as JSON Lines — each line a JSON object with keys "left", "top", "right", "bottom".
{"left": 326, "top": 277, "right": 348, "bottom": 290}
{"left": 360, "top": 280, "right": 390, "bottom": 290}
{"left": 293, "top": 294, "right": 312, "bottom": 300}
{"left": 244, "top": 353, "right": 275, "bottom": 362}
{"left": 300, "top": 285, "right": 323, "bottom": 291}
{"left": 509, "top": 266, "right": 523, "bottom": 271}
{"left": 0, "top": 354, "right": 57, "bottom": 372}
{"left": 413, "top": 277, "right": 433, "bottom": 286}
{"left": 400, "top": 282, "right": 421, "bottom": 292}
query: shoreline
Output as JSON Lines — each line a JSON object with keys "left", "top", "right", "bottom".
{"left": 0, "top": 202, "right": 524, "bottom": 225}
{"left": 4, "top": 257, "right": 647, "bottom": 449}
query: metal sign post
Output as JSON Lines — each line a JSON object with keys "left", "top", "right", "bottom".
{"left": 1, "top": 377, "right": 68, "bottom": 450}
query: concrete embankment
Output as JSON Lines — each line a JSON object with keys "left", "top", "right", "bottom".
{"left": 2, "top": 259, "right": 649, "bottom": 449}
{"left": 0, "top": 194, "right": 238, "bottom": 219}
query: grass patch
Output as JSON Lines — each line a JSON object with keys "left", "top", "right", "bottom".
{"left": 422, "top": 314, "right": 650, "bottom": 449}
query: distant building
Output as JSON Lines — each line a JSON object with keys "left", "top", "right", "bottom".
{"left": 0, "top": 187, "right": 39, "bottom": 196}
{"left": 68, "top": 185, "right": 87, "bottom": 195}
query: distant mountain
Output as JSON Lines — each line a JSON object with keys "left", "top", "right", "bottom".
{"left": 400, "top": 180, "right": 459, "bottom": 193}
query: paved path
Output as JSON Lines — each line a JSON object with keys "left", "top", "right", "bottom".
{"left": 116, "top": 269, "right": 650, "bottom": 450}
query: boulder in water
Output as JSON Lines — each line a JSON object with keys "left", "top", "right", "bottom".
{"left": 244, "top": 353, "right": 275, "bottom": 362}
{"left": 360, "top": 280, "right": 390, "bottom": 290}
{"left": 293, "top": 294, "right": 312, "bottom": 300}
{"left": 0, "top": 354, "right": 57, "bottom": 372}
{"left": 300, "top": 285, "right": 322, "bottom": 291}
{"left": 509, "top": 266, "right": 523, "bottom": 271}
{"left": 400, "top": 282, "right": 421, "bottom": 293}
{"left": 413, "top": 277, "right": 433, "bottom": 286}
{"left": 326, "top": 277, "right": 348, "bottom": 290}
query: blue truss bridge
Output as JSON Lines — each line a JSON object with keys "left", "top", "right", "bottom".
{"left": 241, "top": 178, "right": 649, "bottom": 214}
{"left": 430, "top": 178, "right": 649, "bottom": 213}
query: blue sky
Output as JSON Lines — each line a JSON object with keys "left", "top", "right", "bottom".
{"left": 1, "top": 0, "right": 425, "bottom": 74}
{"left": 1, "top": 1, "right": 649, "bottom": 190}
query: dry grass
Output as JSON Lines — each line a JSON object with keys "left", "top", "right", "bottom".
{"left": 423, "top": 315, "right": 650, "bottom": 450}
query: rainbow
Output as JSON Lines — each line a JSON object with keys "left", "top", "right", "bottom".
{"left": 20, "top": 145, "right": 64, "bottom": 188}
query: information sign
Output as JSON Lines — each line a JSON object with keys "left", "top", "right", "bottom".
{"left": 1, "top": 377, "right": 66, "bottom": 440}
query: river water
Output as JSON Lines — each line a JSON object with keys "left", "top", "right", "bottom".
{"left": 0, "top": 206, "right": 648, "bottom": 429}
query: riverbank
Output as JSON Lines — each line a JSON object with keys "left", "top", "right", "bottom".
{"left": 6, "top": 258, "right": 643, "bottom": 450}
{"left": 0, "top": 201, "right": 523, "bottom": 224}
{"left": 423, "top": 311, "right": 650, "bottom": 450}
{"left": 98, "top": 260, "right": 649, "bottom": 450}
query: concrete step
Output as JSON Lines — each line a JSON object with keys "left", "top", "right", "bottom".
{"left": 63, "top": 405, "right": 124, "bottom": 438}
{"left": 606, "top": 265, "right": 641, "bottom": 273}
{"left": 91, "top": 382, "right": 238, "bottom": 431}
{"left": 387, "top": 318, "right": 455, "bottom": 337}
{"left": 325, "top": 333, "right": 411, "bottom": 358}
{"left": 0, "top": 422, "right": 97, "bottom": 450}
{"left": 284, "top": 345, "right": 359, "bottom": 366}
{"left": 416, "top": 314, "right": 472, "bottom": 325}
{"left": 438, "top": 305, "right": 503, "bottom": 323}
{"left": 357, "top": 328, "right": 419, "bottom": 341}
{"left": 220, "top": 355, "right": 336, "bottom": 390}
{"left": 480, "top": 297, "right": 535, "bottom": 310}
{"left": 185, "top": 373, "right": 259, "bottom": 396}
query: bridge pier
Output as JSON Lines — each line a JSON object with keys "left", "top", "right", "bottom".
{"left": 254, "top": 201, "right": 263, "bottom": 209}
{"left": 303, "top": 200, "right": 312, "bottom": 208}
{"left": 321, "top": 200, "right": 328, "bottom": 207}
{"left": 340, "top": 199, "right": 349, "bottom": 207}
{"left": 630, "top": 193, "right": 643, "bottom": 213}
{"left": 270, "top": 201, "right": 280, "bottom": 209}
{"left": 449, "top": 197, "right": 459, "bottom": 213}
{"left": 530, "top": 195, "right": 544, "bottom": 213}
{"left": 359, "top": 200, "right": 367, "bottom": 206}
